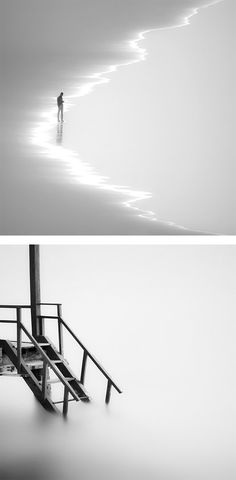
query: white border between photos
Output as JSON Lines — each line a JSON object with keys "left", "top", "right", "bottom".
{"left": 0, "top": 236, "right": 236, "bottom": 245}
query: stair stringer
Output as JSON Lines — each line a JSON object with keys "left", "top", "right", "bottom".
{"left": 36, "top": 335, "right": 90, "bottom": 402}
{"left": 0, "top": 339, "right": 60, "bottom": 414}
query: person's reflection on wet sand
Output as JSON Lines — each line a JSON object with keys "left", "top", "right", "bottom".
{"left": 56, "top": 123, "right": 63, "bottom": 145}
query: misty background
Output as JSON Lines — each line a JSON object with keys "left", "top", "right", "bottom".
{"left": 0, "top": 245, "right": 235, "bottom": 479}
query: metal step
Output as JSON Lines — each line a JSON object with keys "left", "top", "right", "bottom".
{"left": 11, "top": 342, "right": 35, "bottom": 350}
{"left": 54, "top": 398, "right": 76, "bottom": 405}
{"left": 11, "top": 342, "right": 50, "bottom": 349}
{"left": 39, "top": 376, "right": 74, "bottom": 385}
{"left": 25, "top": 359, "right": 44, "bottom": 369}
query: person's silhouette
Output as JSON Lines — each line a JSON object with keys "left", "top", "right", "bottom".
{"left": 57, "top": 92, "right": 64, "bottom": 122}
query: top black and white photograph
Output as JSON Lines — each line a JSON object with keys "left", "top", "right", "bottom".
{"left": 1, "top": 0, "right": 235, "bottom": 235}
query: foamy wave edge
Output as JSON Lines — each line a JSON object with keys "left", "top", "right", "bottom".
{"left": 31, "top": 1, "right": 221, "bottom": 234}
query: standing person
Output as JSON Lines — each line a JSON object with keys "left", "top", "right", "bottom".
{"left": 57, "top": 92, "right": 64, "bottom": 122}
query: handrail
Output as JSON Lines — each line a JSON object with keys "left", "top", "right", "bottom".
{"left": 59, "top": 317, "right": 122, "bottom": 394}
{"left": 0, "top": 305, "right": 31, "bottom": 309}
{"left": 0, "top": 305, "right": 79, "bottom": 415}
{"left": 0, "top": 320, "right": 17, "bottom": 323}
{"left": 38, "top": 312, "right": 122, "bottom": 395}
{"left": 38, "top": 303, "right": 62, "bottom": 306}
{"left": 0, "top": 305, "right": 27, "bottom": 326}
{"left": 1, "top": 302, "right": 122, "bottom": 405}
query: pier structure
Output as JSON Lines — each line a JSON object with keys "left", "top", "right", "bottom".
{"left": 0, "top": 246, "right": 121, "bottom": 416}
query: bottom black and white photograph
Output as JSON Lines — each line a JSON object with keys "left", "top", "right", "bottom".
{"left": 0, "top": 244, "right": 235, "bottom": 480}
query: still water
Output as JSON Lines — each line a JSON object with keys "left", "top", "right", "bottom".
{"left": 0, "top": 340, "right": 234, "bottom": 480}
{"left": 0, "top": 246, "right": 235, "bottom": 480}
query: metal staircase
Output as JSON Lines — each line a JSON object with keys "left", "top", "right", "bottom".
{"left": 0, "top": 304, "right": 122, "bottom": 416}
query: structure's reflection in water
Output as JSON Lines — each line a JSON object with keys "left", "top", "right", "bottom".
{"left": 56, "top": 123, "right": 63, "bottom": 145}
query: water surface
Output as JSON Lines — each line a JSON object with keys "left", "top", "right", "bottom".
{"left": 0, "top": 245, "right": 235, "bottom": 479}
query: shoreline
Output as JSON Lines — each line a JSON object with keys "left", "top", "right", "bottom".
{"left": 1, "top": 0, "right": 225, "bottom": 235}
{"left": 30, "top": 4, "right": 214, "bottom": 235}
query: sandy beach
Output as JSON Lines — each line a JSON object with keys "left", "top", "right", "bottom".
{"left": 1, "top": 0, "right": 233, "bottom": 234}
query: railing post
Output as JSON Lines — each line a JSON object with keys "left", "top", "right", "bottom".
{"left": 80, "top": 351, "right": 88, "bottom": 385}
{"left": 105, "top": 379, "right": 112, "bottom": 404}
{"left": 42, "top": 360, "right": 47, "bottom": 400}
{"left": 29, "top": 245, "right": 43, "bottom": 337}
{"left": 63, "top": 386, "right": 69, "bottom": 417}
{"left": 16, "top": 308, "right": 22, "bottom": 374}
{"left": 57, "top": 305, "right": 64, "bottom": 355}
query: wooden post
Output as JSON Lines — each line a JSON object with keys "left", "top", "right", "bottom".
{"left": 105, "top": 379, "right": 112, "bottom": 404}
{"left": 63, "top": 387, "right": 69, "bottom": 417}
{"left": 29, "top": 245, "right": 43, "bottom": 338}
{"left": 17, "top": 308, "right": 22, "bottom": 374}
{"left": 42, "top": 360, "right": 47, "bottom": 400}
{"left": 57, "top": 305, "right": 64, "bottom": 355}
{"left": 80, "top": 351, "right": 88, "bottom": 385}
